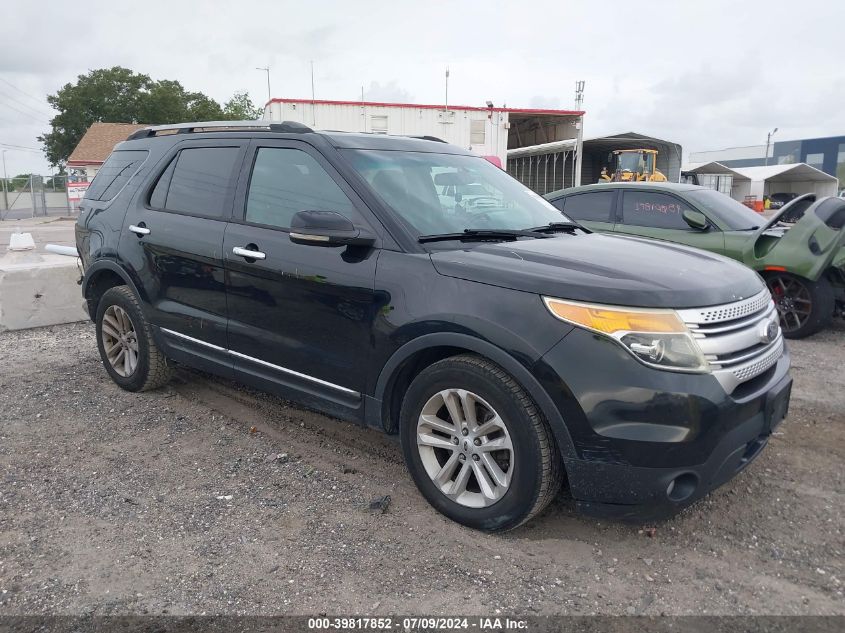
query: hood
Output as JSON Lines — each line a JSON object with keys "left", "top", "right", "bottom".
{"left": 430, "top": 233, "right": 764, "bottom": 309}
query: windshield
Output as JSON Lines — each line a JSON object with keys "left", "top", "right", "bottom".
{"left": 342, "top": 149, "right": 569, "bottom": 236}
{"left": 617, "top": 152, "right": 643, "bottom": 173}
{"left": 687, "top": 189, "right": 763, "bottom": 230}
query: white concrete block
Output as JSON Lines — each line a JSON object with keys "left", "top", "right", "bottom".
{"left": 0, "top": 253, "right": 87, "bottom": 331}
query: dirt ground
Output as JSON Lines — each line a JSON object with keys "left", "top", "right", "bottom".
{"left": 0, "top": 320, "right": 842, "bottom": 616}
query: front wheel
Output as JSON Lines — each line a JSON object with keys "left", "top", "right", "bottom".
{"left": 766, "top": 272, "right": 834, "bottom": 339}
{"left": 399, "top": 355, "right": 562, "bottom": 531}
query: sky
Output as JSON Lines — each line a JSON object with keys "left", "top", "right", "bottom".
{"left": 1, "top": 0, "right": 843, "bottom": 176}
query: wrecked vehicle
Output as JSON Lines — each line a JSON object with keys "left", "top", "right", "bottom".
{"left": 546, "top": 183, "right": 845, "bottom": 338}
{"left": 76, "top": 122, "right": 791, "bottom": 530}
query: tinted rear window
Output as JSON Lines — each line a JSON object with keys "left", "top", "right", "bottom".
{"left": 153, "top": 147, "right": 241, "bottom": 218}
{"left": 85, "top": 150, "right": 148, "bottom": 202}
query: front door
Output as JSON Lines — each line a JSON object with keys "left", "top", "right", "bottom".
{"left": 223, "top": 140, "right": 382, "bottom": 413}
{"left": 612, "top": 189, "right": 726, "bottom": 253}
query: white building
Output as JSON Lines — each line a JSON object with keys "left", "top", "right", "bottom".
{"left": 684, "top": 161, "right": 839, "bottom": 201}
{"left": 263, "top": 98, "right": 585, "bottom": 184}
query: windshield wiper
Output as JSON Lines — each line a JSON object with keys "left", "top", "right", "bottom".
{"left": 525, "top": 221, "right": 588, "bottom": 234}
{"left": 418, "top": 229, "right": 551, "bottom": 243}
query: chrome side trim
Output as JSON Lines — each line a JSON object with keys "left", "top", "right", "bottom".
{"left": 159, "top": 328, "right": 359, "bottom": 397}
{"left": 161, "top": 327, "right": 227, "bottom": 352}
{"left": 229, "top": 350, "right": 359, "bottom": 396}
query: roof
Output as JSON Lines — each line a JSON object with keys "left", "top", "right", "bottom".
{"left": 686, "top": 161, "right": 837, "bottom": 183}
{"left": 734, "top": 163, "right": 837, "bottom": 183}
{"left": 266, "top": 97, "right": 584, "bottom": 117}
{"left": 116, "top": 120, "right": 474, "bottom": 155}
{"left": 68, "top": 122, "right": 149, "bottom": 166}
{"left": 684, "top": 162, "right": 750, "bottom": 181}
{"left": 545, "top": 181, "right": 700, "bottom": 198}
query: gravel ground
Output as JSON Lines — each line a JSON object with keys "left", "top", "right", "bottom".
{"left": 0, "top": 321, "right": 842, "bottom": 616}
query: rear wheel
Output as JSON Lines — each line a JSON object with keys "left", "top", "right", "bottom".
{"left": 399, "top": 354, "right": 561, "bottom": 531}
{"left": 95, "top": 286, "right": 173, "bottom": 391}
{"left": 766, "top": 272, "right": 834, "bottom": 339}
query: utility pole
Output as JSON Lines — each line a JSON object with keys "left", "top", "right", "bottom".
{"left": 1, "top": 150, "right": 8, "bottom": 212}
{"left": 574, "top": 81, "right": 585, "bottom": 187}
{"left": 764, "top": 127, "right": 778, "bottom": 166}
{"left": 310, "top": 61, "right": 316, "bottom": 126}
{"left": 256, "top": 66, "right": 271, "bottom": 103}
{"left": 445, "top": 66, "right": 450, "bottom": 111}
{"left": 575, "top": 80, "right": 585, "bottom": 111}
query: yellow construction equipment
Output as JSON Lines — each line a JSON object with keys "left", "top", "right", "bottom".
{"left": 599, "top": 149, "right": 668, "bottom": 183}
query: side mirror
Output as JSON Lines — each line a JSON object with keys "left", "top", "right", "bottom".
{"left": 682, "top": 209, "right": 709, "bottom": 231}
{"left": 289, "top": 210, "right": 375, "bottom": 247}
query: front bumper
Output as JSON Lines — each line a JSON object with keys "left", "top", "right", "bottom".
{"left": 536, "top": 328, "right": 792, "bottom": 521}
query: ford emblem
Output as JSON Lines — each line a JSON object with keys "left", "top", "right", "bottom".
{"left": 759, "top": 319, "right": 779, "bottom": 343}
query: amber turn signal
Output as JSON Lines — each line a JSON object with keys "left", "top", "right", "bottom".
{"left": 543, "top": 298, "right": 687, "bottom": 335}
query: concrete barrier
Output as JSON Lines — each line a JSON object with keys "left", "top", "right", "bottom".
{"left": 0, "top": 251, "right": 87, "bottom": 331}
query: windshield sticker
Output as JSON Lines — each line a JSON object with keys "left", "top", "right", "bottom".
{"left": 634, "top": 201, "right": 682, "bottom": 215}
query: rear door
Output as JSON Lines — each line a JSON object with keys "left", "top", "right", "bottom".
{"left": 120, "top": 139, "right": 247, "bottom": 371}
{"left": 612, "top": 188, "right": 726, "bottom": 253}
{"left": 549, "top": 190, "right": 617, "bottom": 232}
{"left": 223, "top": 139, "right": 381, "bottom": 412}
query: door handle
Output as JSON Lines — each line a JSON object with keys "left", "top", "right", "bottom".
{"left": 233, "top": 246, "right": 266, "bottom": 260}
{"left": 129, "top": 224, "right": 150, "bottom": 236}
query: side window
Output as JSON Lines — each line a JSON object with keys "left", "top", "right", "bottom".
{"left": 621, "top": 191, "right": 694, "bottom": 230}
{"left": 245, "top": 147, "right": 358, "bottom": 229}
{"left": 85, "top": 150, "right": 148, "bottom": 202}
{"left": 562, "top": 191, "right": 616, "bottom": 222}
{"left": 150, "top": 147, "right": 241, "bottom": 218}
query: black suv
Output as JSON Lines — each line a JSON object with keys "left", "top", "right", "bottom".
{"left": 76, "top": 121, "right": 792, "bottom": 530}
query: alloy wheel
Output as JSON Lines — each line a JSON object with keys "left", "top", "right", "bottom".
{"left": 767, "top": 275, "right": 812, "bottom": 334}
{"left": 101, "top": 305, "right": 139, "bottom": 377}
{"left": 416, "top": 388, "right": 514, "bottom": 508}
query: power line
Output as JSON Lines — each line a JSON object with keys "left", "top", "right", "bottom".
{"left": 0, "top": 86, "right": 53, "bottom": 118}
{"left": 0, "top": 99, "right": 49, "bottom": 124}
{"left": 0, "top": 77, "right": 50, "bottom": 109}
{"left": 0, "top": 142, "right": 43, "bottom": 153}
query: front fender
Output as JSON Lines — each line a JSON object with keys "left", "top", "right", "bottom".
{"left": 371, "top": 331, "right": 578, "bottom": 460}
{"left": 740, "top": 197, "right": 845, "bottom": 280}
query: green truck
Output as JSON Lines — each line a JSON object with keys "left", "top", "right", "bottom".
{"left": 545, "top": 182, "right": 845, "bottom": 338}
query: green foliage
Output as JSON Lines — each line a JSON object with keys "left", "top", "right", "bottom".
{"left": 222, "top": 91, "right": 264, "bottom": 120}
{"left": 38, "top": 67, "right": 259, "bottom": 168}
{"left": 6, "top": 173, "right": 35, "bottom": 192}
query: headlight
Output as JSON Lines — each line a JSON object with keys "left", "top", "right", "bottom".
{"left": 543, "top": 297, "right": 709, "bottom": 373}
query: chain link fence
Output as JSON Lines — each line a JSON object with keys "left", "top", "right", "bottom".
{"left": 0, "top": 174, "right": 73, "bottom": 220}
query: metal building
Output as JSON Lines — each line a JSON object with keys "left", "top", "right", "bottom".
{"left": 507, "top": 132, "right": 683, "bottom": 195}
{"left": 263, "top": 98, "right": 584, "bottom": 181}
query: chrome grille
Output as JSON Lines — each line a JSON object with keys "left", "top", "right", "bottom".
{"left": 677, "top": 289, "right": 784, "bottom": 394}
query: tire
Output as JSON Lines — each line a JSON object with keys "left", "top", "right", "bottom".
{"left": 766, "top": 272, "right": 835, "bottom": 339}
{"left": 399, "top": 354, "right": 562, "bottom": 532}
{"left": 95, "top": 285, "right": 173, "bottom": 391}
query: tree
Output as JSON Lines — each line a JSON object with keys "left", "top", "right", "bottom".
{"left": 222, "top": 91, "right": 264, "bottom": 120}
{"left": 38, "top": 67, "right": 235, "bottom": 167}
{"left": 40, "top": 67, "right": 150, "bottom": 167}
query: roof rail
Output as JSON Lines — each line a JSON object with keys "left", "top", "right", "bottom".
{"left": 126, "top": 120, "right": 314, "bottom": 140}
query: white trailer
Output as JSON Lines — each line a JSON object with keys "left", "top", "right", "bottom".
{"left": 263, "top": 98, "right": 584, "bottom": 183}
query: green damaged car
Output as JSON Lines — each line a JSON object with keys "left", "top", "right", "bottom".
{"left": 545, "top": 182, "right": 845, "bottom": 338}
